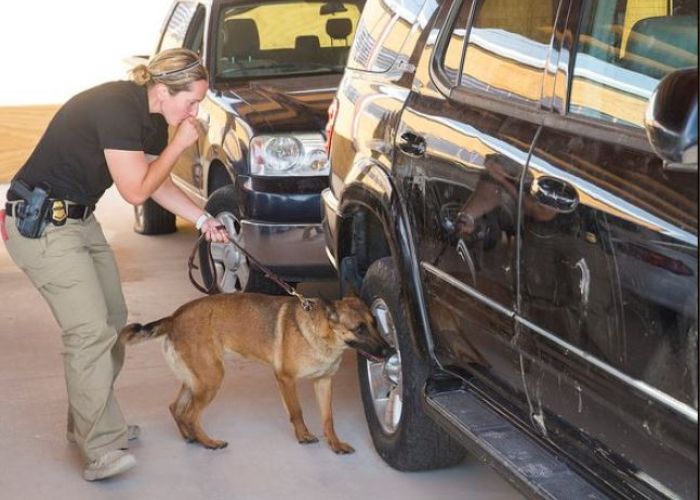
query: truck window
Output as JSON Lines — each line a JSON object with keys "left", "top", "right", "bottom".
{"left": 569, "top": 0, "right": 698, "bottom": 127}
{"left": 159, "top": 2, "right": 200, "bottom": 52}
{"left": 459, "top": 0, "right": 557, "bottom": 103}
{"left": 214, "top": 0, "right": 364, "bottom": 80}
{"left": 184, "top": 6, "right": 206, "bottom": 56}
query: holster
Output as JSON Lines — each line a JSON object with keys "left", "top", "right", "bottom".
{"left": 11, "top": 181, "right": 52, "bottom": 239}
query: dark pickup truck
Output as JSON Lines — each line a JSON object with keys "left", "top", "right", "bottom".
{"left": 134, "top": 0, "right": 364, "bottom": 293}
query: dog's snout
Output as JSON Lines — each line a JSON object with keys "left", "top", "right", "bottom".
{"left": 381, "top": 344, "right": 395, "bottom": 359}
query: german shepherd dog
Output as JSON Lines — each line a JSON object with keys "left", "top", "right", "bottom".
{"left": 119, "top": 293, "right": 391, "bottom": 453}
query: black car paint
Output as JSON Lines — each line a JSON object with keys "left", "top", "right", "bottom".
{"left": 323, "top": 0, "right": 698, "bottom": 497}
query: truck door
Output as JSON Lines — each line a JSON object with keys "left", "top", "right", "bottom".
{"left": 518, "top": 1, "right": 698, "bottom": 496}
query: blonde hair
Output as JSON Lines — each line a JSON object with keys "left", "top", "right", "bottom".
{"left": 130, "top": 48, "right": 208, "bottom": 94}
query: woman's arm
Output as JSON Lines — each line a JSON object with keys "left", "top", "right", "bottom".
{"left": 150, "top": 178, "right": 228, "bottom": 242}
{"left": 149, "top": 176, "right": 201, "bottom": 223}
{"left": 105, "top": 118, "right": 227, "bottom": 242}
{"left": 104, "top": 117, "right": 200, "bottom": 205}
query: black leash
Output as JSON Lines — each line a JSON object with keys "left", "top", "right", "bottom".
{"left": 188, "top": 225, "right": 312, "bottom": 311}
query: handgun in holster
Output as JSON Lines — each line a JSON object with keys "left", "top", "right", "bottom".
{"left": 11, "top": 180, "right": 52, "bottom": 239}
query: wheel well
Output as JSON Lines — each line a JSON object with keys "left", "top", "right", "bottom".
{"left": 339, "top": 206, "right": 391, "bottom": 293}
{"left": 207, "top": 161, "right": 232, "bottom": 196}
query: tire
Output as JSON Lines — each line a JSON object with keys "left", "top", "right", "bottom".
{"left": 133, "top": 198, "right": 176, "bottom": 235}
{"left": 359, "top": 257, "right": 465, "bottom": 471}
{"left": 198, "top": 185, "right": 288, "bottom": 295}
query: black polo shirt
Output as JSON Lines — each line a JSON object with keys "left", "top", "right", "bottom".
{"left": 10, "top": 81, "right": 168, "bottom": 206}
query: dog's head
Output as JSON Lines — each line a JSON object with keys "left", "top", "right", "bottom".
{"left": 321, "top": 296, "right": 393, "bottom": 360}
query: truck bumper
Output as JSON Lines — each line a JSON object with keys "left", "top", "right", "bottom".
{"left": 241, "top": 220, "right": 335, "bottom": 281}
{"left": 321, "top": 187, "right": 341, "bottom": 271}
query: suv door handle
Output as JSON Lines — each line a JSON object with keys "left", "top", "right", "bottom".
{"left": 530, "top": 176, "right": 579, "bottom": 213}
{"left": 398, "top": 132, "right": 426, "bottom": 157}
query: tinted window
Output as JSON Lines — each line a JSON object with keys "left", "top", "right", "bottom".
{"left": 184, "top": 6, "right": 206, "bottom": 56}
{"left": 569, "top": 0, "right": 698, "bottom": 127}
{"left": 461, "top": 0, "right": 556, "bottom": 103}
{"left": 215, "top": 1, "right": 363, "bottom": 80}
{"left": 347, "top": 0, "right": 429, "bottom": 72}
{"left": 159, "top": 2, "right": 199, "bottom": 52}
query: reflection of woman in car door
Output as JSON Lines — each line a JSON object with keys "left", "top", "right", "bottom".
{"left": 456, "top": 153, "right": 557, "bottom": 239}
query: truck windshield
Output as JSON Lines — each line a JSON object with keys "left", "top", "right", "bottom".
{"left": 214, "top": 1, "right": 363, "bottom": 80}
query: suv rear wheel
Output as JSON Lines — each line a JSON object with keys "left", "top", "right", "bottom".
{"left": 359, "top": 257, "right": 465, "bottom": 470}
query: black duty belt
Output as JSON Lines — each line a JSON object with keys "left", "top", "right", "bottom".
{"left": 5, "top": 200, "right": 94, "bottom": 221}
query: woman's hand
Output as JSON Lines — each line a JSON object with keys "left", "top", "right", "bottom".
{"left": 201, "top": 217, "right": 229, "bottom": 243}
{"left": 172, "top": 117, "right": 203, "bottom": 150}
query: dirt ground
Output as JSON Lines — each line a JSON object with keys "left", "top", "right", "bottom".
{"left": 0, "top": 105, "right": 60, "bottom": 182}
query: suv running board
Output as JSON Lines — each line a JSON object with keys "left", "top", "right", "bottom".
{"left": 425, "top": 386, "right": 608, "bottom": 499}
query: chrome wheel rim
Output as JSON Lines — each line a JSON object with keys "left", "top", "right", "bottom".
{"left": 208, "top": 211, "right": 249, "bottom": 292}
{"left": 135, "top": 204, "right": 144, "bottom": 228}
{"left": 367, "top": 298, "right": 403, "bottom": 434}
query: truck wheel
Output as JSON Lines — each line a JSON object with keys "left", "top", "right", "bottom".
{"left": 133, "top": 198, "right": 176, "bottom": 235}
{"left": 359, "top": 257, "right": 465, "bottom": 471}
{"left": 199, "top": 186, "right": 287, "bottom": 295}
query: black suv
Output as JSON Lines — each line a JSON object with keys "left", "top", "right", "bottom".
{"left": 322, "top": 0, "right": 698, "bottom": 497}
{"left": 134, "top": 0, "right": 364, "bottom": 293}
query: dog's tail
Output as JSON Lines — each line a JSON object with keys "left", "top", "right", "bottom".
{"left": 119, "top": 317, "right": 173, "bottom": 345}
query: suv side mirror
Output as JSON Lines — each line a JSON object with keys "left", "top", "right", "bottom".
{"left": 644, "top": 68, "right": 698, "bottom": 171}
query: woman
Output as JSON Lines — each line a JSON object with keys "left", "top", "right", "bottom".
{"left": 2, "top": 48, "right": 227, "bottom": 481}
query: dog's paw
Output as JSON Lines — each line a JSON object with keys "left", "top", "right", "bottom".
{"left": 330, "top": 441, "right": 355, "bottom": 454}
{"left": 297, "top": 433, "right": 319, "bottom": 445}
{"left": 203, "top": 439, "right": 228, "bottom": 450}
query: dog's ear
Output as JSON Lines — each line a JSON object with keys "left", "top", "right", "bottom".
{"left": 320, "top": 298, "right": 339, "bottom": 323}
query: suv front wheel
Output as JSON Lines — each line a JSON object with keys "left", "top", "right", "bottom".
{"left": 359, "top": 257, "right": 465, "bottom": 471}
{"left": 199, "top": 185, "right": 288, "bottom": 295}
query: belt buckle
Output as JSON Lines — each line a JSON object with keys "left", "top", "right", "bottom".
{"left": 78, "top": 204, "right": 91, "bottom": 220}
{"left": 9, "top": 200, "right": 23, "bottom": 218}
{"left": 52, "top": 200, "right": 67, "bottom": 226}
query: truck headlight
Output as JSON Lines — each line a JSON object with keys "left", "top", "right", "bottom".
{"left": 250, "top": 133, "right": 329, "bottom": 176}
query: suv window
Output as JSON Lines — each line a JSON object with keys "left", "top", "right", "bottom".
{"left": 569, "top": 0, "right": 698, "bottom": 127}
{"left": 347, "top": 0, "right": 428, "bottom": 72}
{"left": 159, "top": 2, "right": 200, "bottom": 52}
{"left": 460, "top": 0, "right": 557, "bottom": 103}
{"left": 214, "top": 0, "right": 363, "bottom": 80}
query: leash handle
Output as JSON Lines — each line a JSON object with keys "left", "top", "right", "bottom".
{"left": 188, "top": 225, "right": 312, "bottom": 310}
{"left": 187, "top": 232, "right": 217, "bottom": 294}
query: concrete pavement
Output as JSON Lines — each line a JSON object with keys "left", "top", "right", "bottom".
{"left": 0, "top": 184, "right": 521, "bottom": 500}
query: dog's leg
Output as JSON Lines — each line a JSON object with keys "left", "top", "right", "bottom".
{"left": 275, "top": 374, "right": 318, "bottom": 444}
{"left": 169, "top": 384, "right": 195, "bottom": 442}
{"left": 180, "top": 359, "right": 228, "bottom": 450}
{"left": 313, "top": 377, "right": 354, "bottom": 454}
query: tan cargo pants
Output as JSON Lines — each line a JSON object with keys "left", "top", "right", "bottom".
{"left": 4, "top": 213, "right": 129, "bottom": 461}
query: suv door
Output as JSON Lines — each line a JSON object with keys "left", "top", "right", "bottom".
{"left": 393, "top": 0, "right": 560, "bottom": 408}
{"left": 519, "top": 0, "right": 698, "bottom": 497}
